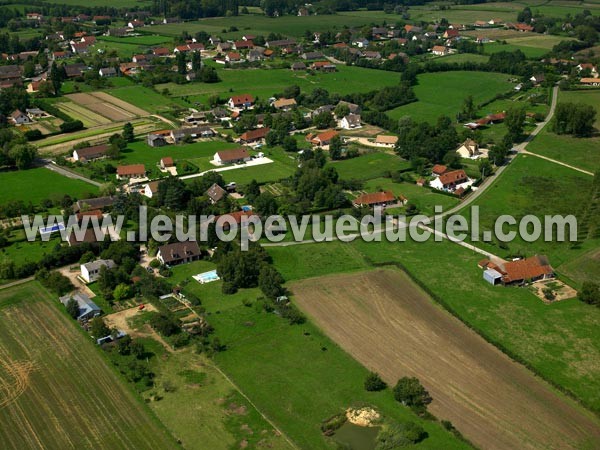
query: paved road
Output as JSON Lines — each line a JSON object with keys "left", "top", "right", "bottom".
{"left": 42, "top": 159, "right": 102, "bottom": 187}
{"left": 179, "top": 157, "right": 274, "bottom": 180}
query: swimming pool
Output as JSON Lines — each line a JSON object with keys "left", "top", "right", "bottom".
{"left": 40, "top": 223, "right": 65, "bottom": 235}
{"left": 192, "top": 269, "right": 220, "bottom": 284}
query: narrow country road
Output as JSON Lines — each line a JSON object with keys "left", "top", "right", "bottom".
{"left": 42, "top": 159, "right": 102, "bottom": 187}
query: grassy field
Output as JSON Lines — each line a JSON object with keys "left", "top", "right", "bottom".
{"left": 433, "top": 53, "right": 490, "bottom": 64}
{"left": 107, "top": 85, "right": 188, "bottom": 114}
{"left": 326, "top": 151, "right": 410, "bottom": 181}
{"left": 157, "top": 65, "right": 402, "bottom": 107}
{"left": 292, "top": 269, "right": 600, "bottom": 449}
{"left": 140, "top": 345, "right": 291, "bottom": 449}
{"left": 387, "top": 71, "right": 514, "bottom": 123}
{"left": 527, "top": 90, "right": 600, "bottom": 171}
{"left": 0, "top": 168, "right": 97, "bottom": 206}
{"left": 459, "top": 155, "right": 598, "bottom": 270}
{"left": 482, "top": 42, "right": 550, "bottom": 59}
{"left": 0, "top": 282, "right": 177, "bottom": 449}
{"left": 170, "top": 260, "right": 469, "bottom": 449}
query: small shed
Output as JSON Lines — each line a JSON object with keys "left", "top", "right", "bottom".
{"left": 483, "top": 269, "right": 502, "bottom": 285}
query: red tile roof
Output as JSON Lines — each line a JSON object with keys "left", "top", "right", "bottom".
{"left": 240, "top": 127, "right": 270, "bottom": 141}
{"left": 502, "top": 256, "right": 554, "bottom": 283}
{"left": 354, "top": 191, "right": 396, "bottom": 206}
{"left": 439, "top": 169, "right": 468, "bottom": 186}
{"left": 117, "top": 164, "right": 145, "bottom": 176}
{"left": 216, "top": 147, "right": 250, "bottom": 163}
{"left": 161, "top": 156, "right": 174, "bottom": 167}
{"left": 229, "top": 94, "right": 254, "bottom": 106}
{"left": 432, "top": 164, "right": 447, "bottom": 175}
{"left": 313, "top": 129, "right": 338, "bottom": 144}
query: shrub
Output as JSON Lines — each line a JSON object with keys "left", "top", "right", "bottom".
{"left": 375, "top": 421, "right": 427, "bottom": 449}
{"left": 393, "top": 377, "right": 431, "bottom": 409}
{"left": 60, "top": 120, "right": 84, "bottom": 133}
{"left": 364, "top": 372, "right": 387, "bottom": 391}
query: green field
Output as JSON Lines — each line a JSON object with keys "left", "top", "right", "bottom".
{"left": 387, "top": 71, "right": 514, "bottom": 123}
{"left": 527, "top": 90, "right": 600, "bottom": 171}
{"left": 156, "top": 65, "right": 403, "bottom": 107}
{"left": 0, "top": 282, "right": 177, "bottom": 449}
{"left": 265, "top": 234, "right": 600, "bottom": 414}
{"left": 433, "top": 53, "right": 490, "bottom": 64}
{"left": 326, "top": 151, "right": 410, "bottom": 181}
{"left": 482, "top": 42, "right": 550, "bottom": 59}
{"left": 107, "top": 86, "right": 188, "bottom": 114}
{"left": 0, "top": 168, "right": 97, "bottom": 206}
{"left": 171, "top": 260, "right": 469, "bottom": 450}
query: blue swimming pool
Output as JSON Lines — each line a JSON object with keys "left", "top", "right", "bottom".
{"left": 193, "top": 270, "right": 220, "bottom": 284}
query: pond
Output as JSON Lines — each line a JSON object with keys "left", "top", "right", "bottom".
{"left": 333, "top": 422, "right": 380, "bottom": 450}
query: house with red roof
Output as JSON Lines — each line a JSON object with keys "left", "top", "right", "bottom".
{"left": 227, "top": 94, "right": 254, "bottom": 109}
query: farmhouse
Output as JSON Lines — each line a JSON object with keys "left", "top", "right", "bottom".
{"left": 206, "top": 183, "right": 227, "bottom": 204}
{"left": 272, "top": 98, "right": 297, "bottom": 111}
{"left": 171, "top": 126, "right": 216, "bottom": 142}
{"left": 480, "top": 255, "right": 554, "bottom": 285}
{"left": 339, "top": 114, "right": 361, "bottom": 129}
{"left": 577, "top": 63, "right": 598, "bottom": 77}
{"left": 443, "top": 29, "right": 460, "bottom": 39}
{"left": 239, "top": 127, "right": 270, "bottom": 144}
{"left": 226, "top": 52, "right": 241, "bottom": 63}
{"left": 311, "top": 61, "right": 337, "bottom": 72}
{"left": 99, "top": 67, "right": 117, "bottom": 77}
{"left": 432, "top": 45, "right": 450, "bottom": 56}
{"left": 64, "top": 63, "right": 87, "bottom": 78}
{"left": 68, "top": 227, "right": 106, "bottom": 247}
{"left": 353, "top": 191, "right": 397, "bottom": 208}
{"left": 80, "top": 259, "right": 116, "bottom": 283}
{"left": 59, "top": 293, "right": 102, "bottom": 321}
{"left": 11, "top": 109, "right": 31, "bottom": 125}
{"left": 430, "top": 169, "right": 469, "bottom": 191}
{"left": 375, "top": 135, "right": 398, "bottom": 147}
{"left": 26, "top": 108, "right": 47, "bottom": 119}
{"left": 147, "top": 133, "right": 167, "bottom": 147}
{"left": 456, "top": 139, "right": 481, "bottom": 158}
{"left": 73, "top": 144, "right": 110, "bottom": 162}
{"left": 228, "top": 94, "right": 254, "bottom": 109}
{"left": 311, "top": 129, "right": 339, "bottom": 147}
{"left": 214, "top": 148, "right": 251, "bottom": 165}
{"left": 157, "top": 241, "right": 201, "bottom": 266}
{"left": 116, "top": 164, "right": 146, "bottom": 180}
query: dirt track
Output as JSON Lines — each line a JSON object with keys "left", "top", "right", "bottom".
{"left": 291, "top": 269, "right": 600, "bottom": 450}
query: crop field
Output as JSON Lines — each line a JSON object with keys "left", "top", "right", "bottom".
{"left": 0, "top": 167, "right": 97, "bottom": 206}
{"left": 326, "top": 151, "right": 410, "bottom": 181}
{"left": 0, "top": 282, "right": 177, "bottom": 449}
{"left": 387, "top": 71, "right": 514, "bottom": 123}
{"left": 291, "top": 269, "right": 600, "bottom": 450}
{"left": 527, "top": 90, "right": 600, "bottom": 171}
{"left": 67, "top": 92, "right": 149, "bottom": 120}
{"left": 156, "top": 65, "right": 402, "bottom": 107}
{"left": 107, "top": 85, "right": 188, "bottom": 114}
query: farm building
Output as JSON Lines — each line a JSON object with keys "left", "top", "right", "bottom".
{"left": 480, "top": 256, "right": 555, "bottom": 285}
{"left": 59, "top": 293, "right": 102, "bottom": 321}
{"left": 10, "top": 109, "right": 31, "bottom": 125}
{"left": 75, "top": 209, "right": 103, "bottom": 223}
{"left": 73, "top": 144, "right": 110, "bottom": 162}
{"left": 142, "top": 181, "right": 160, "bottom": 198}
{"left": 431, "top": 45, "right": 450, "bottom": 56}
{"left": 67, "top": 227, "right": 106, "bottom": 247}
{"left": 213, "top": 148, "right": 251, "bottom": 165}
{"left": 310, "top": 129, "right": 339, "bottom": 147}
{"left": 99, "top": 67, "right": 116, "bottom": 77}
{"left": 116, "top": 164, "right": 146, "bottom": 180}
{"left": 72, "top": 196, "right": 115, "bottom": 213}
{"left": 431, "top": 164, "right": 448, "bottom": 176}
{"left": 375, "top": 135, "right": 398, "bottom": 147}
{"left": 239, "top": 127, "right": 270, "bottom": 144}
{"left": 291, "top": 62, "right": 306, "bottom": 71}
{"left": 272, "top": 98, "right": 297, "bottom": 111}
{"left": 311, "top": 61, "right": 337, "bottom": 72}
{"left": 353, "top": 191, "right": 398, "bottom": 208}
{"left": 170, "top": 126, "right": 216, "bottom": 143}
{"left": 80, "top": 259, "right": 116, "bottom": 283}
{"left": 157, "top": 241, "right": 201, "bottom": 266}
{"left": 147, "top": 133, "right": 167, "bottom": 147}
{"left": 160, "top": 157, "right": 174, "bottom": 169}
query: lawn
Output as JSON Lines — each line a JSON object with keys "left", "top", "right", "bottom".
{"left": 326, "top": 151, "right": 410, "bottom": 181}
{"left": 0, "top": 167, "right": 98, "bottom": 206}
{"left": 527, "top": 89, "right": 600, "bottom": 171}
{"left": 172, "top": 260, "right": 469, "bottom": 449}
{"left": 0, "top": 236, "right": 62, "bottom": 266}
{"left": 482, "top": 42, "right": 551, "bottom": 59}
{"left": 0, "top": 282, "right": 177, "bottom": 449}
{"left": 156, "top": 65, "right": 403, "bottom": 107}
{"left": 387, "top": 71, "right": 514, "bottom": 123}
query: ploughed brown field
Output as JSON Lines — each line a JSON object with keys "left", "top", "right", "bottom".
{"left": 291, "top": 269, "right": 600, "bottom": 450}
{"left": 66, "top": 92, "right": 149, "bottom": 122}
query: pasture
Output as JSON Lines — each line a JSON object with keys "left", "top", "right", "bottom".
{"left": 0, "top": 167, "right": 97, "bottom": 206}
{"left": 0, "top": 282, "right": 177, "bottom": 449}
{"left": 291, "top": 269, "right": 600, "bottom": 450}
{"left": 107, "top": 85, "right": 188, "bottom": 114}
{"left": 387, "top": 71, "right": 514, "bottom": 123}
{"left": 156, "top": 65, "right": 403, "bottom": 107}
{"left": 461, "top": 154, "right": 598, "bottom": 268}
{"left": 527, "top": 89, "right": 600, "bottom": 171}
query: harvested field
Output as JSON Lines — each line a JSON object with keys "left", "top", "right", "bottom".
{"left": 0, "top": 282, "right": 177, "bottom": 449}
{"left": 65, "top": 92, "right": 149, "bottom": 123}
{"left": 291, "top": 269, "right": 600, "bottom": 450}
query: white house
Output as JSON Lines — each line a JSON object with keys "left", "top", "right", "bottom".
{"left": 80, "top": 259, "right": 116, "bottom": 283}
{"left": 456, "top": 139, "right": 481, "bottom": 158}
{"left": 339, "top": 113, "right": 361, "bottom": 129}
